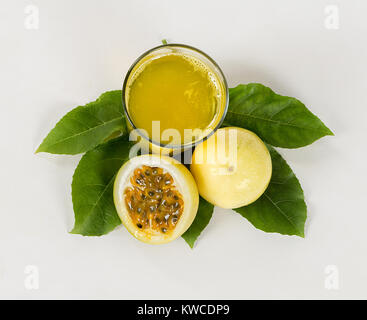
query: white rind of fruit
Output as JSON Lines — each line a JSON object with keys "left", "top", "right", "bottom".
{"left": 191, "top": 127, "right": 272, "bottom": 209}
{"left": 114, "top": 154, "right": 199, "bottom": 244}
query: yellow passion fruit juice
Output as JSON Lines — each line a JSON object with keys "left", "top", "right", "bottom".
{"left": 125, "top": 50, "right": 226, "bottom": 146}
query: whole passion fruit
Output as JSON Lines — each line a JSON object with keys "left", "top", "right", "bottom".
{"left": 114, "top": 154, "right": 199, "bottom": 244}
{"left": 190, "top": 127, "right": 272, "bottom": 209}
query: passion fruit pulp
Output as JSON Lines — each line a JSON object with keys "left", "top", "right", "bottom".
{"left": 114, "top": 155, "right": 199, "bottom": 244}
{"left": 124, "top": 165, "right": 184, "bottom": 234}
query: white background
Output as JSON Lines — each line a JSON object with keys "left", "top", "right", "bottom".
{"left": 1, "top": 0, "right": 366, "bottom": 299}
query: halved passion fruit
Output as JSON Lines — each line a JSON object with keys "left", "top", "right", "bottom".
{"left": 114, "top": 154, "right": 199, "bottom": 244}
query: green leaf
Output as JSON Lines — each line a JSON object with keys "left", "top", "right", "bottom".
{"left": 234, "top": 145, "right": 307, "bottom": 237}
{"left": 225, "top": 84, "right": 333, "bottom": 148}
{"left": 36, "top": 90, "right": 126, "bottom": 155}
{"left": 71, "top": 137, "right": 134, "bottom": 236}
{"left": 182, "top": 197, "right": 214, "bottom": 248}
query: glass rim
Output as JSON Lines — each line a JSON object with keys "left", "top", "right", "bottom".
{"left": 121, "top": 43, "right": 229, "bottom": 150}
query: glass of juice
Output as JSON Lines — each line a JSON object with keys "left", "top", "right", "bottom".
{"left": 122, "top": 43, "right": 228, "bottom": 153}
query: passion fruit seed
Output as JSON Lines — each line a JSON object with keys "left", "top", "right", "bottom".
{"left": 124, "top": 165, "right": 184, "bottom": 234}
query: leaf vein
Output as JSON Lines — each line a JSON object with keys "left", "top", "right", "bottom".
{"left": 79, "top": 174, "right": 117, "bottom": 230}
{"left": 264, "top": 193, "right": 299, "bottom": 233}
{"left": 227, "top": 110, "right": 318, "bottom": 131}
{"left": 45, "top": 117, "right": 123, "bottom": 148}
